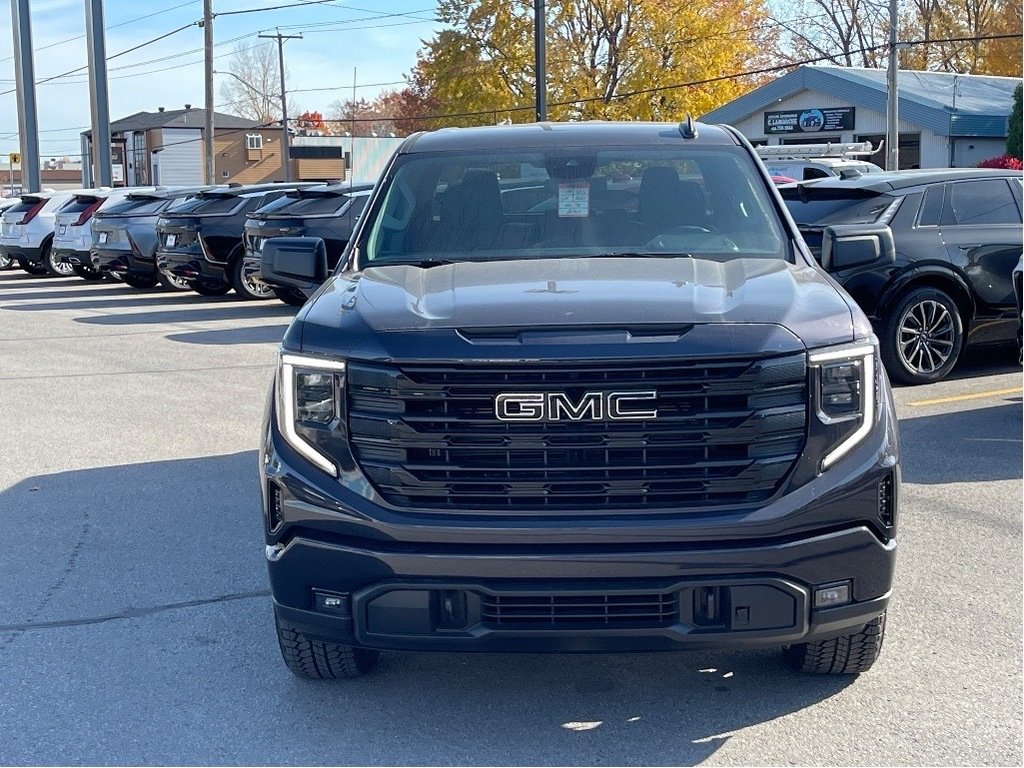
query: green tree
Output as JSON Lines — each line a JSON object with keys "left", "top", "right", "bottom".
{"left": 1008, "top": 84, "right": 1022, "bottom": 160}
{"left": 408, "top": 0, "right": 777, "bottom": 129}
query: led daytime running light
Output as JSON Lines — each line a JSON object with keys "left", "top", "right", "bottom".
{"left": 278, "top": 352, "right": 346, "bottom": 476}
{"left": 809, "top": 342, "right": 876, "bottom": 471}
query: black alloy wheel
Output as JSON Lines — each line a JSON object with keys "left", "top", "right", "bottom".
{"left": 881, "top": 287, "right": 964, "bottom": 385}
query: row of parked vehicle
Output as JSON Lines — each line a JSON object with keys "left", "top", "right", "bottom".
{"left": 0, "top": 180, "right": 372, "bottom": 305}
{"left": 0, "top": 162, "right": 1021, "bottom": 386}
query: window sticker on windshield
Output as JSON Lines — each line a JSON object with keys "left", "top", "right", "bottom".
{"left": 558, "top": 181, "right": 589, "bottom": 218}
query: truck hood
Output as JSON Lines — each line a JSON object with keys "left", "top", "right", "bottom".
{"left": 296, "top": 257, "right": 864, "bottom": 354}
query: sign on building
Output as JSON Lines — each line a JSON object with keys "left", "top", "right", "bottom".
{"left": 765, "top": 107, "right": 855, "bottom": 135}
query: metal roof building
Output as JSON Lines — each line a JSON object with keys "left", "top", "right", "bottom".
{"left": 701, "top": 65, "right": 1021, "bottom": 169}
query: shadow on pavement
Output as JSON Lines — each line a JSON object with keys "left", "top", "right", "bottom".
{"left": 72, "top": 303, "right": 297, "bottom": 325}
{"left": 166, "top": 325, "right": 292, "bottom": 345}
{"left": 1, "top": 451, "right": 855, "bottom": 766}
{"left": 899, "top": 400, "right": 1023, "bottom": 484}
{"left": 2, "top": 294, "right": 251, "bottom": 312}
{"left": 943, "top": 345, "right": 1020, "bottom": 382}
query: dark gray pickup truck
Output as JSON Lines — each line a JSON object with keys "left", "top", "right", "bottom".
{"left": 257, "top": 120, "right": 900, "bottom": 680}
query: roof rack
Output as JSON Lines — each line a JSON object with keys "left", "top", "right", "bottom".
{"left": 756, "top": 141, "right": 880, "bottom": 160}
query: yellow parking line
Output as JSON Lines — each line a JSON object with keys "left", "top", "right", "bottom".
{"left": 907, "top": 387, "right": 1023, "bottom": 407}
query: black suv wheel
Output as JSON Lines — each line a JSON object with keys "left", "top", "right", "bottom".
{"left": 231, "top": 255, "right": 275, "bottom": 300}
{"left": 274, "top": 608, "right": 379, "bottom": 679}
{"left": 881, "top": 287, "right": 963, "bottom": 385}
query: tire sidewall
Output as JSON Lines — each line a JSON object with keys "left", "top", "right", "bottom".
{"left": 882, "top": 287, "right": 964, "bottom": 385}
{"left": 231, "top": 253, "right": 275, "bottom": 300}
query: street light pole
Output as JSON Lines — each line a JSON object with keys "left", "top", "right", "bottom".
{"left": 203, "top": 0, "right": 215, "bottom": 185}
{"left": 10, "top": 0, "right": 41, "bottom": 193}
{"left": 85, "top": 0, "right": 113, "bottom": 187}
{"left": 259, "top": 30, "right": 301, "bottom": 182}
{"left": 885, "top": 0, "right": 900, "bottom": 170}
{"left": 534, "top": 0, "right": 547, "bottom": 121}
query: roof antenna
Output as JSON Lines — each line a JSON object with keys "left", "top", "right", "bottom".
{"left": 678, "top": 113, "right": 698, "bottom": 140}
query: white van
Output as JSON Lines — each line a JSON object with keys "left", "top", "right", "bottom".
{"left": 757, "top": 142, "right": 884, "bottom": 181}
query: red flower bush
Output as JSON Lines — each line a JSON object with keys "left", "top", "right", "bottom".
{"left": 978, "top": 154, "right": 1024, "bottom": 170}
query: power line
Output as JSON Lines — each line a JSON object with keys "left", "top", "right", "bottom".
{"left": 0, "top": 22, "right": 198, "bottom": 97}
{"left": 308, "top": 33, "right": 1024, "bottom": 126}
{"left": 0, "top": 0, "right": 201, "bottom": 64}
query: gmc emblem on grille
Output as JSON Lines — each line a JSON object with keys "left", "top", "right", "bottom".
{"left": 495, "top": 391, "right": 658, "bottom": 422}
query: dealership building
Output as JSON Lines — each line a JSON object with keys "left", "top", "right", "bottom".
{"left": 701, "top": 65, "right": 1021, "bottom": 169}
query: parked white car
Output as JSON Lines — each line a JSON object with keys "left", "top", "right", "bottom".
{"left": 52, "top": 187, "right": 155, "bottom": 279}
{"left": 0, "top": 188, "right": 111, "bottom": 276}
{"left": 0, "top": 197, "right": 18, "bottom": 269}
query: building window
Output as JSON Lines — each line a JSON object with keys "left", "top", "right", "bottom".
{"left": 222, "top": 170, "right": 230, "bottom": 178}
{"left": 246, "top": 134, "right": 264, "bottom": 151}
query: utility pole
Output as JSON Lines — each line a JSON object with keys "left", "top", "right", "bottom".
{"left": 885, "top": 0, "right": 899, "bottom": 170}
{"left": 534, "top": 0, "right": 547, "bottom": 121}
{"left": 203, "top": 0, "right": 215, "bottom": 185}
{"left": 259, "top": 30, "right": 301, "bottom": 182}
{"left": 10, "top": 0, "right": 41, "bottom": 192}
{"left": 85, "top": 0, "right": 113, "bottom": 187}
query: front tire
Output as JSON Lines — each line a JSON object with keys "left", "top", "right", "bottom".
{"left": 230, "top": 255, "right": 275, "bottom": 300}
{"left": 881, "top": 287, "right": 963, "bottom": 385}
{"left": 0, "top": 252, "right": 13, "bottom": 270}
{"left": 274, "top": 608, "right": 379, "bottom": 680}
{"left": 783, "top": 612, "right": 886, "bottom": 675}
{"left": 187, "top": 278, "right": 231, "bottom": 296}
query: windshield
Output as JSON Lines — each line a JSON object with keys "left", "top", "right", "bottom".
{"left": 360, "top": 147, "right": 787, "bottom": 266}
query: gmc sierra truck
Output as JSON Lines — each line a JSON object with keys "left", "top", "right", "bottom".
{"left": 258, "top": 120, "right": 900, "bottom": 680}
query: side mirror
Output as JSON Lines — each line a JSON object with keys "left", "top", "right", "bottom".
{"left": 260, "top": 236, "right": 328, "bottom": 295}
{"left": 821, "top": 224, "right": 895, "bottom": 272}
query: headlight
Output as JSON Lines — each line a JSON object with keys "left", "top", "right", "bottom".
{"left": 277, "top": 352, "right": 347, "bottom": 476}
{"left": 809, "top": 340, "right": 877, "bottom": 471}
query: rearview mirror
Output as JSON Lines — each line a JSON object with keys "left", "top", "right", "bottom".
{"left": 821, "top": 224, "right": 895, "bottom": 272}
{"left": 261, "top": 236, "right": 329, "bottom": 295}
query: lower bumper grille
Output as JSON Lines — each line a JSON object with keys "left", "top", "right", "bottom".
{"left": 482, "top": 592, "right": 679, "bottom": 628}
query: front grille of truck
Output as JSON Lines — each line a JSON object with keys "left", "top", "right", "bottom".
{"left": 346, "top": 355, "right": 807, "bottom": 513}
{"left": 481, "top": 592, "right": 679, "bottom": 628}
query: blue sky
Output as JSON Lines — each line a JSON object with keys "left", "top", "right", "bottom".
{"left": 0, "top": 0, "right": 442, "bottom": 160}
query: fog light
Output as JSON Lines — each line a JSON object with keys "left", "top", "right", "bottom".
{"left": 313, "top": 589, "right": 351, "bottom": 616}
{"left": 813, "top": 582, "right": 851, "bottom": 608}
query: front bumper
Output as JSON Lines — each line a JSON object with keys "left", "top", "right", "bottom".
{"left": 270, "top": 528, "right": 893, "bottom": 653}
{"left": 263, "top": 391, "right": 899, "bottom": 654}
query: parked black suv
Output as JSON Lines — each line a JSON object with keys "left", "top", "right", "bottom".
{"left": 92, "top": 187, "right": 214, "bottom": 290}
{"left": 781, "top": 169, "right": 1023, "bottom": 384}
{"left": 259, "top": 121, "right": 899, "bottom": 680}
{"left": 241, "top": 183, "right": 372, "bottom": 304}
{"left": 156, "top": 183, "right": 318, "bottom": 296}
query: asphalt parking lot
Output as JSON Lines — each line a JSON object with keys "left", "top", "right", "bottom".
{"left": 1, "top": 269, "right": 1021, "bottom": 767}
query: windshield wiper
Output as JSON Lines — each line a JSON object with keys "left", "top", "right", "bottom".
{"left": 372, "top": 258, "right": 455, "bottom": 269}
{"left": 591, "top": 252, "right": 696, "bottom": 259}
